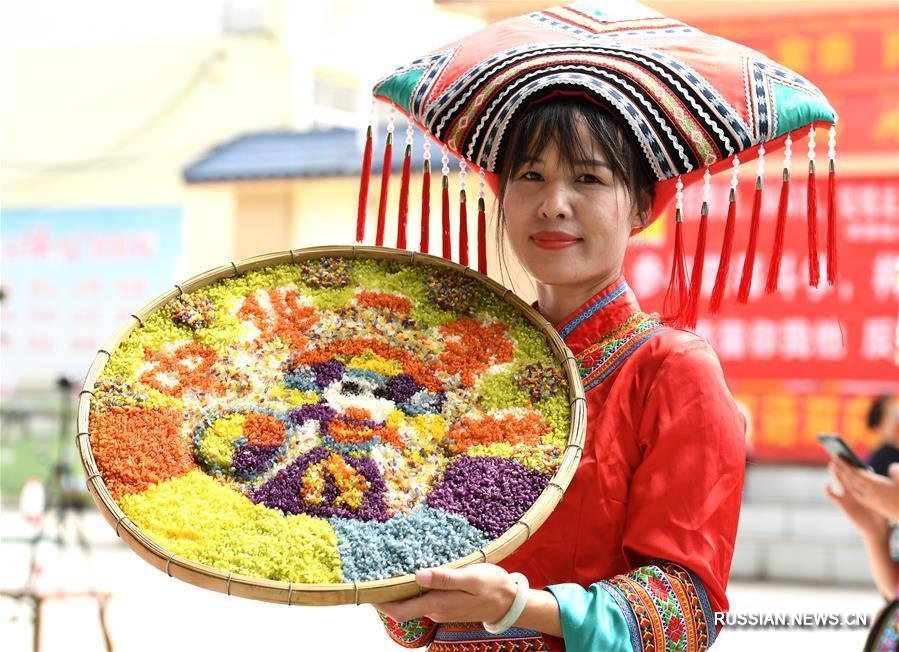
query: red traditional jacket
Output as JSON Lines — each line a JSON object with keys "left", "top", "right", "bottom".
{"left": 380, "top": 275, "right": 747, "bottom": 651}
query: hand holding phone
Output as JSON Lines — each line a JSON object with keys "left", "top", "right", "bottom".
{"left": 817, "top": 433, "right": 870, "bottom": 469}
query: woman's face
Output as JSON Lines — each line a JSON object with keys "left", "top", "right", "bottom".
{"left": 501, "top": 118, "right": 640, "bottom": 290}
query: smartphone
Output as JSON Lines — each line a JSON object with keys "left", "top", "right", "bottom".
{"left": 817, "top": 433, "right": 870, "bottom": 469}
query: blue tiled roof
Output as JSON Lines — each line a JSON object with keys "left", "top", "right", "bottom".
{"left": 182, "top": 126, "right": 463, "bottom": 183}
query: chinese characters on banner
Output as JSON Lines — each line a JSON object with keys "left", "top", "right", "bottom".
{"left": 1, "top": 208, "right": 183, "bottom": 391}
{"left": 626, "top": 175, "right": 897, "bottom": 463}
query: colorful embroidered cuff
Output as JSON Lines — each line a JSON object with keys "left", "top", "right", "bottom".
{"left": 377, "top": 611, "right": 439, "bottom": 648}
{"left": 600, "top": 562, "right": 718, "bottom": 652}
{"left": 543, "top": 583, "right": 633, "bottom": 652}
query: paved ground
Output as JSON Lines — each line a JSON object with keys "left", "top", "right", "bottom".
{"left": 0, "top": 510, "right": 886, "bottom": 651}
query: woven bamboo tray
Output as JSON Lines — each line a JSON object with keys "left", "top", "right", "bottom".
{"left": 76, "top": 245, "right": 586, "bottom": 606}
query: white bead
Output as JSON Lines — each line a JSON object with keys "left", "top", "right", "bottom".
{"left": 730, "top": 156, "right": 740, "bottom": 189}
{"left": 406, "top": 121, "right": 414, "bottom": 146}
{"left": 441, "top": 146, "right": 449, "bottom": 176}
{"left": 757, "top": 145, "right": 765, "bottom": 177}
{"left": 702, "top": 168, "right": 711, "bottom": 203}
{"left": 387, "top": 105, "right": 395, "bottom": 133}
{"left": 423, "top": 136, "right": 431, "bottom": 160}
{"left": 478, "top": 169, "right": 486, "bottom": 198}
{"left": 459, "top": 159, "right": 467, "bottom": 190}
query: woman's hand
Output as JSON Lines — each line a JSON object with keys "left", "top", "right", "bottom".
{"left": 826, "top": 459, "right": 891, "bottom": 536}
{"left": 828, "top": 457, "right": 899, "bottom": 522}
{"left": 373, "top": 564, "right": 517, "bottom": 624}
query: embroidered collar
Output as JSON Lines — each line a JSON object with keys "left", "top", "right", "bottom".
{"left": 532, "top": 276, "right": 668, "bottom": 392}
{"left": 533, "top": 276, "right": 638, "bottom": 355}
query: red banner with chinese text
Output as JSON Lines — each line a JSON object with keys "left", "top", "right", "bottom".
{"left": 625, "top": 174, "right": 897, "bottom": 464}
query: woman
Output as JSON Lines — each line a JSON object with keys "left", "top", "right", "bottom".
{"left": 362, "top": 3, "right": 839, "bottom": 648}
{"left": 374, "top": 96, "right": 746, "bottom": 651}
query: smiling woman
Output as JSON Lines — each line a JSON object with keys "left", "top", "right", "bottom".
{"left": 366, "top": 0, "right": 840, "bottom": 649}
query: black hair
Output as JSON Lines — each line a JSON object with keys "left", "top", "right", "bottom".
{"left": 867, "top": 394, "right": 896, "bottom": 430}
{"left": 492, "top": 95, "right": 656, "bottom": 291}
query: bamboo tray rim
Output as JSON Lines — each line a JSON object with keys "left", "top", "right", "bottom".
{"left": 77, "top": 245, "right": 586, "bottom": 606}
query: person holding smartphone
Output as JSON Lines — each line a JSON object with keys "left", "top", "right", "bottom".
{"left": 827, "top": 456, "right": 898, "bottom": 601}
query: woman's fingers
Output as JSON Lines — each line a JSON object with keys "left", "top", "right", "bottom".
{"left": 375, "top": 589, "right": 472, "bottom": 623}
{"left": 415, "top": 564, "right": 505, "bottom": 593}
{"left": 373, "top": 593, "right": 438, "bottom": 622}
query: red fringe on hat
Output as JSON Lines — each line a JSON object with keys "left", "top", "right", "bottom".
{"left": 375, "top": 133, "right": 393, "bottom": 247}
{"left": 441, "top": 175, "right": 451, "bottom": 259}
{"left": 663, "top": 209, "right": 689, "bottom": 325}
{"left": 807, "top": 159, "right": 820, "bottom": 287}
{"left": 737, "top": 176, "right": 763, "bottom": 303}
{"left": 458, "top": 190, "right": 469, "bottom": 266}
{"left": 765, "top": 169, "right": 790, "bottom": 294}
{"left": 355, "top": 125, "right": 373, "bottom": 243}
{"left": 419, "top": 159, "right": 431, "bottom": 254}
{"left": 477, "top": 196, "right": 487, "bottom": 275}
{"left": 709, "top": 189, "right": 737, "bottom": 313}
{"left": 826, "top": 159, "right": 838, "bottom": 285}
{"left": 396, "top": 144, "right": 412, "bottom": 249}
{"left": 685, "top": 202, "right": 709, "bottom": 328}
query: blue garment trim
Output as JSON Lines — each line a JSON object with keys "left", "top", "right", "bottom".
{"left": 558, "top": 280, "right": 629, "bottom": 340}
{"left": 597, "top": 581, "right": 644, "bottom": 652}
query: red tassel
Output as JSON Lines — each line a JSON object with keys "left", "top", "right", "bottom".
{"left": 709, "top": 188, "right": 737, "bottom": 313}
{"left": 355, "top": 125, "right": 372, "bottom": 243}
{"left": 737, "top": 176, "right": 763, "bottom": 303}
{"left": 477, "top": 196, "right": 487, "bottom": 275}
{"left": 396, "top": 144, "right": 411, "bottom": 249}
{"left": 685, "top": 202, "right": 709, "bottom": 328}
{"left": 375, "top": 132, "right": 393, "bottom": 247}
{"left": 827, "top": 159, "right": 838, "bottom": 285}
{"left": 807, "top": 158, "right": 820, "bottom": 287}
{"left": 419, "top": 159, "right": 430, "bottom": 254}
{"left": 458, "top": 190, "right": 469, "bottom": 266}
{"left": 663, "top": 209, "right": 689, "bottom": 325}
{"left": 765, "top": 169, "right": 790, "bottom": 294}
{"left": 441, "top": 175, "right": 451, "bottom": 260}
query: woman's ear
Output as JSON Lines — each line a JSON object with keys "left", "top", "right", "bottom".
{"left": 631, "top": 188, "right": 652, "bottom": 230}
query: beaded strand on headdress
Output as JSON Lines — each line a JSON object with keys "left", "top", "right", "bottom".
{"left": 458, "top": 158, "right": 469, "bottom": 266}
{"left": 420, "top": 134, "right": 432, "bottom": 254}
{"left": 684, "top": 168, "right": 711, "bottom": 328}
{"left": 354, "top": 101, "right": 374, "bottom": 244}
{"left": 663, "top": 176, "right": 689, "bottom": 325}
{"left": 396, "top": 119, "right": 414, "bottom": 249}
{"left": 375, "top": 105, "right": 395, "bottom": 247}
{"left": 766, "top": 134, "right": 791, "bottom": 294}
{"left": 477, "top": 169, "right": 487, "bottom": 275}
{"left": 441, "top": 145, "right": 452, "bottom": 259}
{"left": 826, "top": 120, "right": 839, "bottom": 285}
{"left": 737, "top": 145, "right": 765, "bottom": 303}
{"left": 709, "top": 156, "right": 740, "bottom": 313}
{"left": 807, "top": 125, "right": 820, "bottom": 287}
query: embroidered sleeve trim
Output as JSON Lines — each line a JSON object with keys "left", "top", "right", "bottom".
{"left": 597, "top": 561, "right": 716, "bottom": 652}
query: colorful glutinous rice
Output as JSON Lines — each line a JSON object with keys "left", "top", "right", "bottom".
{"left": 89, "top": 258, "right": 571, "bottom": 585}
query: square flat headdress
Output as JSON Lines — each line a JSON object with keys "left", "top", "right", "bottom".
{"left": 355, "top": 0, "right": 840, "bottom": 327}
